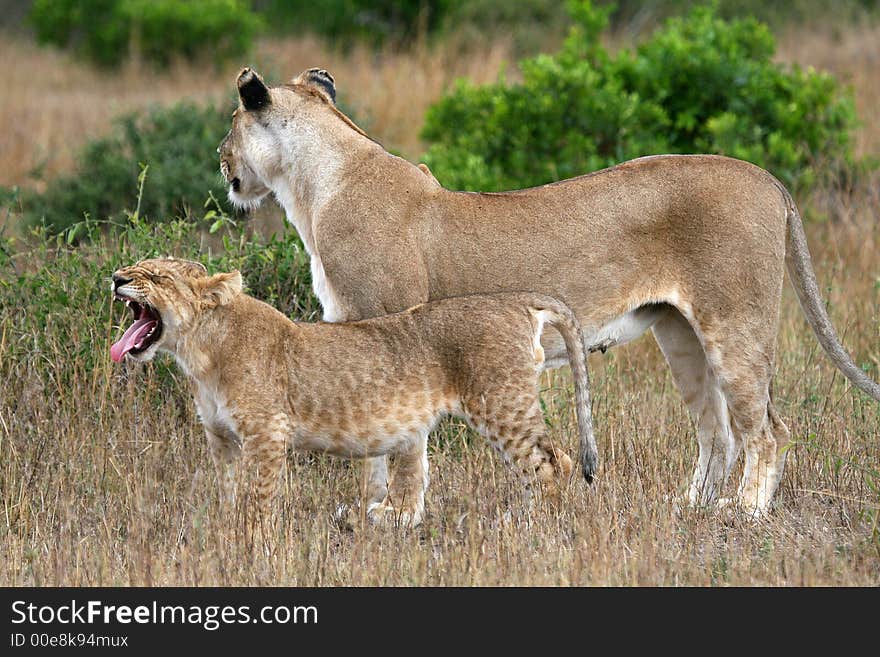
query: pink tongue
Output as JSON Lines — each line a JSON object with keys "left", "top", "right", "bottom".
{"left": 111, "top": 317, "right": 158, "bottom": 362}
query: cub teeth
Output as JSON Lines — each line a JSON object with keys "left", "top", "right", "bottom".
{"left": 134, "top": 325, "right": 158, "bottom": 351}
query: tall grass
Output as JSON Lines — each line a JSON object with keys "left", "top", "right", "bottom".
{"left": 1, "top": 183, "right": 878, "bottom": 585}
{"left": 0, "top": 33, "right": 512, "bottom": 196}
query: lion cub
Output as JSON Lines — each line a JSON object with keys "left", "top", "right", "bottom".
{"left": 110, "top": 258, "right": 596, "bottom": 525}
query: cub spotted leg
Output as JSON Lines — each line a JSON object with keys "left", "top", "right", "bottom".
{"left": 463, "top": 382, "right": 573, "bottom": 503}
{"left": 236, "top": 414, "right": 290, "bottom": 518}
{"left": 206, "top": 427, "right": 242, "bottom": 505}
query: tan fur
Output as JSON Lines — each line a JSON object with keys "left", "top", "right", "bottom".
{"left": 418, "top": 162, "right": 439, "bottom": 184}
{"left": 111, "top": 258, "right": 596, "bottom": 526}
{"left": 219, "top": 67, "right": 880, "bottom": 517}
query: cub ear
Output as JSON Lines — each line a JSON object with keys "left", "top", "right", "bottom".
{"left": 198, "top": 271, "right": 243, "bottom": 307}
{"left": 237, "top": 68, "right": 271, "bottom": 111}
{"left": 292, "top": 67, "right": 336, "bottom": 104}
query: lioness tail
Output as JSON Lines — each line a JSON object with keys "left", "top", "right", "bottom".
{"left": 778, "top": 181, "right": 880, "bottom": 401}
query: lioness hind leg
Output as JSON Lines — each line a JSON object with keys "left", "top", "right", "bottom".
{"left": 652, "top": 308, "right": 739, "bottom": 506}
{"left": 368, "top": 431, "right": 429, "bottom": 528}
{"left": 696, "top": 322, "right": 790, "bottom": 516}
{"left": 723, "top": 377, "right": 791, "bottom": 517}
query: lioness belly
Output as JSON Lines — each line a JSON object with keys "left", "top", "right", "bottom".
{"left": 541, "top": 304, "right": 667, "bottom": 368}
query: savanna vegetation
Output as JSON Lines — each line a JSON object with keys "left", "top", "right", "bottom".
{"left": 0, "top": 1, "right": 878, "bottom": 585}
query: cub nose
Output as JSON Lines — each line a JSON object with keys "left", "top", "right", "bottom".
{"left": 112, "top": 274, "right": 132, "bottom": 290}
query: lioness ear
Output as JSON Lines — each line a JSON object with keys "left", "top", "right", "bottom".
{"left": 292, "top": 67, "right": 336, "bottom": 104}
{"left": 198, "top": 271, "right": 243, "bottom": 307}
{"left": 238, "top": 68, "right": 271, "bottom": 111}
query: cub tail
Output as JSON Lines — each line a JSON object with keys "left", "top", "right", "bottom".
{"left": 528, "top": 295, "right": 598, "bottom": 483}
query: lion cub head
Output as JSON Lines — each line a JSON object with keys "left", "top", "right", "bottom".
{"left": 110, "top": 258, "right": 242, "bottom": 363}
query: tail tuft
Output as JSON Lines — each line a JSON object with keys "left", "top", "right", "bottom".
{"left": 582, "top": 456, "right": 596, "bottom": 484}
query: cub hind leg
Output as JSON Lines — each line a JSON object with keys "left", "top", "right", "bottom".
{"left": 462, "top": 377, "right": 573, "bottom": 503}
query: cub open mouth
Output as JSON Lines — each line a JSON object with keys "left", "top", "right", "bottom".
{"left": 110, "top": 297, "right": 163, "bottom": 362}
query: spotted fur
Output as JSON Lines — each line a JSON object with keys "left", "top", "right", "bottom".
{"left": 110, "top": 259, "right": 596, "bottom": 525}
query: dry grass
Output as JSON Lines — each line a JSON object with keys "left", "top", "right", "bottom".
{"left": 0, "top": 38, "right": 232, "bottom": 191}
{"left": 0, "top": 34, "right": 511, "bottom": 190}
{"left": 0, "top": 25, "right": 878, "bottom": 586}
{"left": 776, "top": 23, "right": 880, "bottom": 156}
{"left": 1, "top": 212, "right": 877, "bottom": 586}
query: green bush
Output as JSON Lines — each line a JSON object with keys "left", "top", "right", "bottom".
{"left": 30, "top": 0, "right": 262, "bottom": 68}
{"left": 421, "top": 2, "right": 860, "bottom": 193}
{"left": 21, "top": 102, "right": 235, "bottom": 235}
{"left": 0, "top": 217, "right": 318, "bottom": 379}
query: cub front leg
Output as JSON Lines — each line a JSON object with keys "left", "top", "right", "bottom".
{"left": 237, "top": 415, "right": 290, "bottom": 518}
{"left": 206, "top": 427, "right": 242, "bottom": 506}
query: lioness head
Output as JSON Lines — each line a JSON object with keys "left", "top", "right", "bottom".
{"left": 110, "top": 258, "right": 242, "bottom": 363}
{"left": 218, "top": 66, "right": 352, "bottom": 210}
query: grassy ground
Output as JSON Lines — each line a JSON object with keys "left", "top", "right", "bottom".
{"left": 0, "top": 26, "right": 878, "bottom": 585}
{"left": 0, "top": 214, "right": 877, "bottom": 586}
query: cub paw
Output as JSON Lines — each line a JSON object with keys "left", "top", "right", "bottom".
{"left": 366, "top": 500, "right": 424, "bottom": 528}
{"left": 555, "top": 451, "right": 573, "bottom": 478}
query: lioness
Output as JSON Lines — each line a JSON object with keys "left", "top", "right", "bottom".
{"left": 110, "top": 258, "right": 594, "bottom": 525}
{"left": 218, "top": 67, "right": 880, "bottom": 516}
